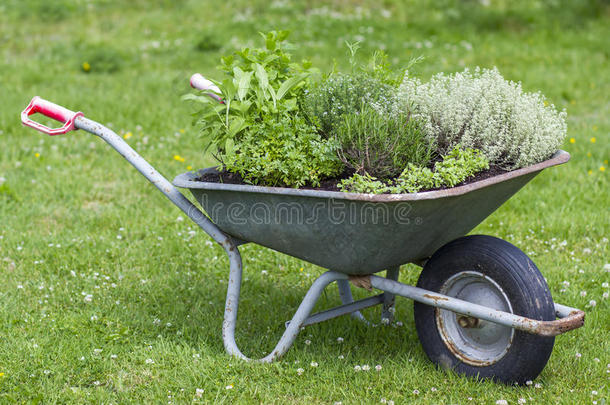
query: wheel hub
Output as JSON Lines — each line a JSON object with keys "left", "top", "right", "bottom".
{"left": 435, "top": 271, "right": 514, "bottom": 366}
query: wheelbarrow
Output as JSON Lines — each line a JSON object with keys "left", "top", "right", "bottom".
{"left": 20, "top": 79, "right": 584, "bottom": 384}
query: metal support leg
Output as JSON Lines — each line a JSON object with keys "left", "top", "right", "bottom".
{"left": 381, "top": 267, "right": 400, "bottom": 324}
{"left": 337, "top": 279, "right": 368, "bottom": 322}
{"left": 222, "top": 256, "right": 349, "bottom": 362}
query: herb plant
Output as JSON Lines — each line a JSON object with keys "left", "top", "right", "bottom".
{"left": 338, "top": 146, "right": 489, "bottom": 194}
{"left": 223, "top": 115, "right": 341, "bottom": 187}
{"left": 304, "top": 50, "right": 433, "bottom": 179}
{"left": 185, "top": 31, "right": 342, "bottom": 187}
{"left": 335, "top": 104, "right": 433, "bottom": 178}
{"left": 397, "top": 67, "right": 567, "bottom": 170}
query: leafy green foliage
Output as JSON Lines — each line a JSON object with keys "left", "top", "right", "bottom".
{"left": 337, "top": 172, "right": 389, "bottom": 194}
{"left": 303, "top": 72, "right": 394, "bottom": 137}
{"left": 338, "top": 146, "right": 489, "bottom": 194}
{"left": 335, "top": 104, "right": 433, "bottom": 178}
{"left": 185, "top": 31, "right": 341, "bottom": 187}
{"left": 303, "top": 47, "right": 431, "bottom": 180}
{"left": 184, "top": 30, "right": 317, "bottom": 154}
{"left": 223, "top": 115, "right": 341, "bottom": 187}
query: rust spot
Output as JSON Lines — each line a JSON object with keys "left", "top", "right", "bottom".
{"left": 423, "top": 293, "right": 449, "bottom": 301}
{"left": 531, "top": 310, "right": 585, "bottom": 336}
{"left": 349, "top": 275, "right": 372, "bottom": 291}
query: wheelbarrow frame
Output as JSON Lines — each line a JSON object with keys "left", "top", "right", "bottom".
{"left": 20, "top": 96, "right": 585, "bottom": 365}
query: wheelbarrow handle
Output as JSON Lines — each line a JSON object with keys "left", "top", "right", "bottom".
{"left": 190, "top": 73, "right": 224, "bottom": 103}
{"left": 21, "top": 96, "right": 84, "bottom": 135}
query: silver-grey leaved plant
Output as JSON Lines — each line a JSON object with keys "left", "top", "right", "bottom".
{"left": 396, "top": 67, "right": 567, "bottom": 170}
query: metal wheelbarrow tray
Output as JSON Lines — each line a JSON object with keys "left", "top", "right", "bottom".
{"left": 20, "top": 90, "right": 584, "bottom": 385}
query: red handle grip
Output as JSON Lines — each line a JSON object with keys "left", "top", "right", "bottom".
{"left": 21, "top": 96, "right": 84, "bottom": 135}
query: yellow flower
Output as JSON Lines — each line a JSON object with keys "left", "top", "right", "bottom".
{"left": 587, "top": 152, "right": 592, "bottom": 157}
{"left": 588, "top": 170, "right": 593, "bottom": 175}
{"left": 179, "top": 129, "right": 185, "bottom": 134}
{"left": 173, "top": 155, "right": 185, "bottom": 163}
{"left": 600, "top": 166, "right": 606, "bottom": 172}
{"left": 543, "top": 100, "right": 549, "bottom": 107}
{"left": 186, "top": 165, "right": 192, "bottom": 170}
{"left": 34, "top": 153, "right": 40, "bottom": 158}
{"left": 590, "top": 137, "right": 596, "bottom": 143}
{"left": 82, "top": 62, "right": 91, "bottom": 72}
{"left": 123, "top": 131, "right": 133, "bottom": 140}
{"left": 0, "top": 372, "right": 4, "bottom": 377}
{"left": 569, "top": 138, "right": 575, "bottom": 144}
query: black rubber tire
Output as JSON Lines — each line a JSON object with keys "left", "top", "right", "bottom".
{"left": 413, "top": 235, "right": 555, "bottom": 384}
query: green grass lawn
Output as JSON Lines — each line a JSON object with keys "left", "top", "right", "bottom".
{"left": 1, "top": 0, "right": 608, "bottom": 403}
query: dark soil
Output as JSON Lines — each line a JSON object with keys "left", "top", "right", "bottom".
{"left": 196, "top": 165, "right": 510, "bottom": 193}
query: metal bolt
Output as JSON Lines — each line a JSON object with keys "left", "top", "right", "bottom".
{"left": 457, "top": 315, "right": 480, "bottom": 328}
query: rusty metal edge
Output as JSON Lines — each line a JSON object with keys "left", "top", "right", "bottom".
{"left": 533, "top": 309, "right": 585, "bottom": 337}
{"left": 173, "top": 151, "right": 570, "bottom": 202}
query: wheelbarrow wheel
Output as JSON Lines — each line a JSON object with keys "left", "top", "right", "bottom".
{"left": 413, "top": 235, "right": 555, "bottom": 384}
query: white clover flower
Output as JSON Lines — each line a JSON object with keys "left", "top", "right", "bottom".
{"left": 575, "top": 353, "right": 582, "bottom": 358}
{"left": 338, "top": 355, "right": 344, "bottom": 359}
{"left": 195, "top": 388, "right": 204, "bottom": 397}
{"left": 225, "top": 384, "right": 233, "bottom": 390}
{"left": 297, "top": 368, "right": 304, "bottom": 375}
{"left": 362, "top": 365, "right": 370, "bottom": 371}
{"left": 310, "top": 361, "right": 318, "bottom": 367}
{"left": 496, "top": 400, "right": 508, "bottom": 405}
{"left": 518, "top": 398, "right": 527, "bottom": 404}
{"left": 145, "top": 358, "right": 154, "bottom": 364}
{"left": 354, "top": 365, "right": 362, "bottom": 372}
{"left": 535, "top": 383, "right": 542, "bottom": 389}
{"left": 589, "top": 300, "right": 597, "bottom": 307}
{"left": 603, "top": 292, "right": 608, "bottom": 299}
{"left": 304, "top": 339, "right": 311, "bottom": 346}
{"left": 430, "top": 387, "right": 437, "bottom": 392}
{"left": 375, "top": 365, "right": 382, "bottom": 371}
{"left": 580, "top": 291, "right": 587, "bottom": 297}
{"left": 525, "top": 380, "right": 533, "bottom": 386}
{"left": 337, "top": 337, "right": 344, "bottom": 343}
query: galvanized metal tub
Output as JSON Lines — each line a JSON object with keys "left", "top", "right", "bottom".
{"left": 173, "top": 151, "right": 569, "bottom": 275}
